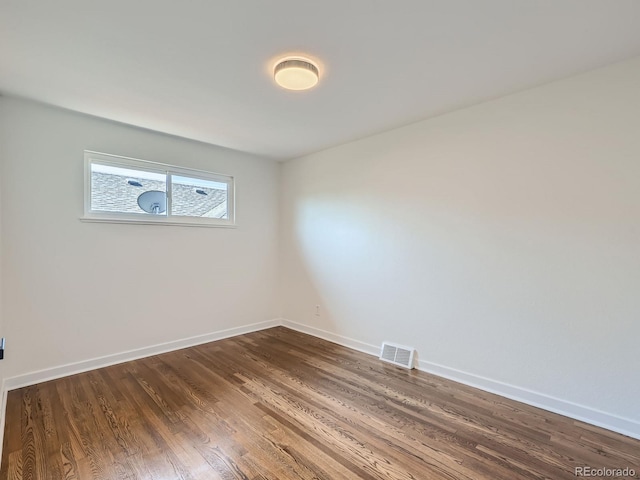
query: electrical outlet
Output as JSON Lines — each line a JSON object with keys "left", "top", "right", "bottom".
{"left": 315, "top": 305, "right": 320, "bottom": 316}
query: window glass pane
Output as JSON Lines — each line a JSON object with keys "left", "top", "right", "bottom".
{"left": 171, "top": 175, "right": 228, "bottom": 219}
{"left": 91, "top": 163, "right": 167, "bottom": 215}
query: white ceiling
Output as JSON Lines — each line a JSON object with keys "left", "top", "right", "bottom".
{"left": 2, "top": 1, "right": 640, "bottom": 160}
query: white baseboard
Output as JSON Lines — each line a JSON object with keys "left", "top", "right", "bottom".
{"left": 281, "top": 319, "right": 379, "bottom": 356}
{"left": 419, "top": 360, "right": 640, "bottom": 440}
{"left": 0, "top": 317, "right": 276, "bottom": 464}
{"left": 282, "top": 319, "right": 640, "bottom": 440}
{"left": 2, "top": 317, "right": 638, "bottom": 454}
{"left": 0, "top": 318, "right": 278, "bottom": 469}
{"left": 3, "top": 319, "right": 280, "bottom": 392}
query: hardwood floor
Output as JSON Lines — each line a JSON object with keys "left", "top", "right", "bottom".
{"left": 1, "top": 327, "right": 638, "bottom": 479}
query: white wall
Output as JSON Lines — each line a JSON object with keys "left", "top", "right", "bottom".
{"left": 0, "top": 129, "right": 4, "bottom": 427}
{"left": 0, "top": 97, "right": 280, "bottom": 381}
{"left": 280, "top": 57, "right": 640, "bottom": 434}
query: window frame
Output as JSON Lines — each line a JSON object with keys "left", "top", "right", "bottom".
{"left": 82, "top": 151, "right": 235, "bottom": 227}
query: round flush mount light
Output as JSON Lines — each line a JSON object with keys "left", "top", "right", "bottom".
{"left": 274, "top": 57, "right": 319, "bottom": 91}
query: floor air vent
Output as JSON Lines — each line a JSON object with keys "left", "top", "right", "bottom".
{"left": 380, "top": 342, "right": 416, "bottom": 369}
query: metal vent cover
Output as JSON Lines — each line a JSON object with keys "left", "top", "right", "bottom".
{"left": 380, "top": 342, "right": 416, "bottom": 369}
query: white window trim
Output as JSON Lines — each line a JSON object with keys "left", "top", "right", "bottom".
{"left": 82, "top": 151, "right": 236, "bottom": 228}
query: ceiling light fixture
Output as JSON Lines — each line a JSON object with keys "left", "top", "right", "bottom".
{"left": 274, "top": 57, "right": 319, "bottom": 91}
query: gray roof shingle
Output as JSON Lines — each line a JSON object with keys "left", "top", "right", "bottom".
{"left": 91, "top": 172, "right": 227, "bottom": 218}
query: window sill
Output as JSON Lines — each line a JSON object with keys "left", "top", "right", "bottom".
{"left": 80, "top": 216, "right": 237, "bottom": 228}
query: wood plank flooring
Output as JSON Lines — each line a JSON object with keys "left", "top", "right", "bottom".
{"left": 1, "top": 327, "right": 639, "bottom": 479}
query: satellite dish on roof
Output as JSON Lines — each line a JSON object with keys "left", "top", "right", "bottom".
{"left": 137, "top": 190, "right": 167, "bottom": 214}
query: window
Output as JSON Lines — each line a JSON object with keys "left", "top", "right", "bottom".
{"left": 83, "top": 151, "right": 234, "bottom": 226}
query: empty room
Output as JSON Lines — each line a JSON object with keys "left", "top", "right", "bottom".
{"left": 0, "top": 1, "right": 639, "bottom": 479}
